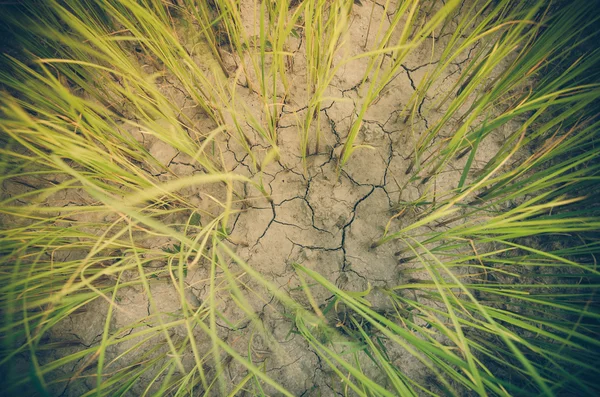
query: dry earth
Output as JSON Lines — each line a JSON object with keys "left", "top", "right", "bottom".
{"left": 1, "top": 1, "right": 524, "bottom": 396}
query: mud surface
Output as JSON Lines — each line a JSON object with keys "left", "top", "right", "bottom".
{"left": 2, "top": 1, "right": 518, "bottom": 395}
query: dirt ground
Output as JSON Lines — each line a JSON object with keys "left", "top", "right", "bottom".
{"left": 3, "top": 1, "right": 523, "bottom": 395}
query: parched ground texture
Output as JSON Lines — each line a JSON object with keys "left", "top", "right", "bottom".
{"left": 1, "top": 1, "right": 525, "bottom": 396}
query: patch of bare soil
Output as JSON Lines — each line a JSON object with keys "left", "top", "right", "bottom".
{"left": 7, "top": 1, "right": 523, "bottom": 395}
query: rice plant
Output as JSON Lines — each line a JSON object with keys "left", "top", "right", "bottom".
{"left": 1, "top": 0, "right": 598, "bottom": 396}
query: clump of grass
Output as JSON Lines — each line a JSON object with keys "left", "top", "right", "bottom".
{"left": 1, "top": 0, "right": 599, "bottom": 396}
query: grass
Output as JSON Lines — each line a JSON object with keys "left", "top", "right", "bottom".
{"left": 1, "top": 0, "right": 599, "bottom": 395}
